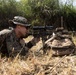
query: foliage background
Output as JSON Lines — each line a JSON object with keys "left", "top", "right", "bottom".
{"left": 0, "top": 0, "right": 76, "bottom": 30}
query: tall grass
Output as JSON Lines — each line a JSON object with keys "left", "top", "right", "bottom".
{"left": 0, "top": 36, "right": 76, "bottom": 75}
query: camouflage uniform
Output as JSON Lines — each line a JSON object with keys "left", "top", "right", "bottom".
{"left": 0, "top": 16, "right": 34, "bottom": 57}
{"left": 0, "top": 29, "right": 33, "bottom": 57}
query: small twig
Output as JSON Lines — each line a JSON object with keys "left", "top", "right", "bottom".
{"left": 44, "top": 55, "right": 66, "bottom": 73}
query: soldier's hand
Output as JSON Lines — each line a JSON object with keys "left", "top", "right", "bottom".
{"left": 31, "top": 37, "right": 40, "bottom": 45}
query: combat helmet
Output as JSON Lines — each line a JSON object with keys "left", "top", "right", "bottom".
{"left": 9, "top": 16, "right": 31, "bottom": 27}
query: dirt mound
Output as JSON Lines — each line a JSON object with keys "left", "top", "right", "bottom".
{"left": 46, "top": 28, "right": 75, "bottom": 56}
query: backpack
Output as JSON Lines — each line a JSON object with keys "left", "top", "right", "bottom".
{"left": 0, "top": 29, "right": 12, "bottom": 51}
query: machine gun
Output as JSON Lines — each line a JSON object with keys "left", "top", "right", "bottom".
{"left": 29, "top": 25, "right": 54, "bottom": 49}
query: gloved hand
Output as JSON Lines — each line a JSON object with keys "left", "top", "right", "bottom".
{"left": 31, "top": 37, "right": 40, "bottom": 45}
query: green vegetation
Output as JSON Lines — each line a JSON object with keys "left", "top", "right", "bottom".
{"left": 0, "top": 0, "right": 76, "bottom": 30}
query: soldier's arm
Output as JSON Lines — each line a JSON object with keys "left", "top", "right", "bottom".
{"left": 6, "top": 34, "right": 25, "bottom": 56}
{"left": 25, "top": 38, "right": 40, "bottom": 48}
{"left": 20, "top": 38, "right": 33, "bottom": 48}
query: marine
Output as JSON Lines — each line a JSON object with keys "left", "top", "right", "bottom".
{"left": 0, "top": 16, "right": 39, "bottom": 57}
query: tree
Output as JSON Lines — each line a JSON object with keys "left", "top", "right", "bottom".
{"left": 0, "top": 0, "right": 20, "bottom": 30}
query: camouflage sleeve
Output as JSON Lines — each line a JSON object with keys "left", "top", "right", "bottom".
{"left": 0, "top": 34, "right": 6, "bottom": 46}
{"left": 6, "top": 34, "right": 28, "bottom": 56}
{"left": 6, "top": 35, "right": 22, "bottom": 54}
{"left": 26, "top": 37, "right": 40, "bottom": 48}
{"left": 25, "top": 38, "right": 38, "bottom": 48}
{"left": 0, "top": 29, "right": 12, "bottom": 46}
{"left": 25, "top": 41, "right": 33, "bottom": 48}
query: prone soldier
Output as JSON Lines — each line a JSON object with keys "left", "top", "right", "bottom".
{"left": 0, "top": 16, "right": 40, "bottom": 57}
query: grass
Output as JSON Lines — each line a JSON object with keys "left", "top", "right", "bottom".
{"left": 0, "top": 36, "right": 76, "bottom": 75}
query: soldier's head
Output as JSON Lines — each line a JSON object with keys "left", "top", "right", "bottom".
{"left": 9, "top": 16, "right": 31, "bottom": 38}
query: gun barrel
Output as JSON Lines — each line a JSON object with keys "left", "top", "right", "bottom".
{"left": 32, "top": 26, "right": 45, "bottom": 30}
{"left": 32, "top": 25, "right": 53, "bottom": 30}
{"left": 45, "top": 26, "right": 53, "bottom": 29}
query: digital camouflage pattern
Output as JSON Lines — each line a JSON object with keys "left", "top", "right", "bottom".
{"left": 0, "top": 29, "right": 29, "bottom": 57}
{"left": 0, "top": 29, "right": 12, "bottom": 56}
